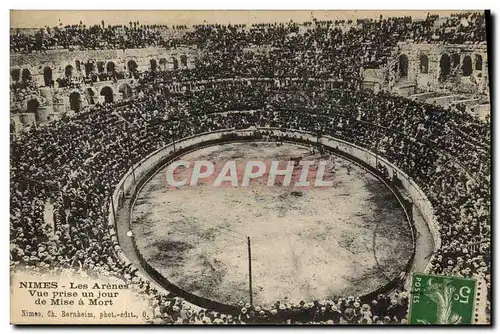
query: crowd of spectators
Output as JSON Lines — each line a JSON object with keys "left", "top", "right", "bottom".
{"left": 11, "top": 12, "right": 486, "bottom": 55}
{"left": 10, "top": 22, "right": 183, "bottom": 53}
{"left": 10, "top": 11, "right": 490, "bottom": 324}
{"left": 10, "top": 75, "right": 40, "bottom": 112}
{"left": 11, "top": 76, "right": 490, "bottom": 324}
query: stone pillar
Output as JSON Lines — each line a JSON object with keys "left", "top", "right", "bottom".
{"left": 39, "top": 87, "right": 54, "bottom": 106}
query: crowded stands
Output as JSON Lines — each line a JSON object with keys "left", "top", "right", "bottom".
{"left": 10, "top": 11, "right": 490, "bottom": 324}
{"left": 11, "top": 12, "right": 486, "bottom": 54}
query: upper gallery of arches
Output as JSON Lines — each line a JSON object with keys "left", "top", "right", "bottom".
{"left": 9, "top": 47, "right": 197, "bottom": 89}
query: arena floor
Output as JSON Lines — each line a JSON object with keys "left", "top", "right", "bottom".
{"left": 131, "top": 142, "right": 414, "bottom": 307}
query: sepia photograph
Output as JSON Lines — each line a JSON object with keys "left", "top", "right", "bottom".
{"left": 9, "top": 9, "right": 491, "bottom": 325}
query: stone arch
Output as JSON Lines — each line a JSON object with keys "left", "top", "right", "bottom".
{"left": 100, "top": 86, "right": 114, "bottom": 103}
{"left": 21, "top": 68, "right": 32, "bottom": 82}
{"left": 399, "top": 54, "right": 408, "bottom": 78}
{"left": 69, "top": 91, "right": 82, "bottom": 112}
{"left": 419, "top": 54, "right": 429, "bottom": 74}
{"left": 85, "top": 88, "right": 97, "bottom": 105}
{"left": 475, "top": 54, "right": 483, "bottom": 71}
{"left": 65, "top": 64, "right": 74, "bottom": 78}
{"left": 43, "top": 66, "right": 53, "bottom": 86}
{"left": 118, "top": 83, "right": 133, "bottom": 99}
{"left": 180, "top": 54, "right": 188, "bottom": 67}
{"left": 451, "top": 53, "right": 461, "bottom": 68}
{"left": 127, "top": 60, "right": 138, "bottom": 72}
{"left": 75, "top": 60, "right": 81, "bottom": 72}
{"left": 26, "top": 98, "right": 39, "bottom": 114}
{"left": 84, "top": 62, "right": 95, "bottom": 77}
{"left": 11, "top": 68, "right": 20, "bottom": 82}
{"left": 439, "top": 54, "right": 451, "bottom": 81}
{"left": 106, "top": 61, "right": 116, "bottom": 73}
{"left": 150, "top": 59, "right": 157, "bottom": 71}
{"left": 172, "top": 57, "right": 179, "bottom": 70}
{"left": 96, "top": 61, "right": 105, "bottom": 73}
{"left": 462, "top": 56, "right": 473, "bottom": 76}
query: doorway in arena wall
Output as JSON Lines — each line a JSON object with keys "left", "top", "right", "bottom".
{"left": 462, "top": 56, "right": 473, "bottom": 76}
{"left": 150, "top": 59, "right": 157, "bottom": 71}
{"left": 172, "top": 57, "right": 179, "bottom": 70}
{"left": 69, "top": 92, "right": 82, "bottom": 112}
{"left": 85, "top": 62, "right": 95, "bottom": 77}
{"left": 26, "top": 98, "right": 39, "bottom": 113}
{"left": 100, "top": 86, "right": 114, "bottom": 103}
{"left": 452, "top": 53, "right": 461, "bottom": 69}
{"left": 65, "top": 65, "right": 73, "bottom": 78}
{"left": 21, "top": 69, "right": 31, "bottom": 82}
{"left": 419, "top": 54, "right": 429, "bottom": 74}
{"left": 43, "top": 66, "right": 53, "bottom": 86}
{"left": 107, "top": 61, "right": 116, "bottom": 73}
{"left": 439, "top": 54, "right": 451, "bottom": 81}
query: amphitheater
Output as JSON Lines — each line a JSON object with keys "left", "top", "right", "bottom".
{"left": 10, "top": 12, "right": 491, "bottom": 324}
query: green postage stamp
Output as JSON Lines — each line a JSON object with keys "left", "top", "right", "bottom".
{"left": 409, "top": 273, "right": 477, "bottom": 325}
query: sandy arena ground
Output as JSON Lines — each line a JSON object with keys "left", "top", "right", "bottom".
{"left": 131, "top": 142, "right": 413, "bottom": 307}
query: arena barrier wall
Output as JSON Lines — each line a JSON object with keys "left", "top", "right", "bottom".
{"left": 109, "top": 124, "right": 441, "bottom": 311}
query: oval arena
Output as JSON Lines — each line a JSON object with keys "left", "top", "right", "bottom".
{"left": 130, "top": 140, "right": 415, "bottom": 307}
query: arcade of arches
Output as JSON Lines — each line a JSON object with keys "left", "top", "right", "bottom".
{"left": 437, "top": 52, "right": 479, "bottom": 80}
{"left": 388, "top": 49, "right": 483, "bottom": 84}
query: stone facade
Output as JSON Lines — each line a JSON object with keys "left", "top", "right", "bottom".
{"left": 10, "top": 47, "right": 198, "bottom": 133}
{"left": 395, "top": 43, "right": 489, "bottom": 95}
